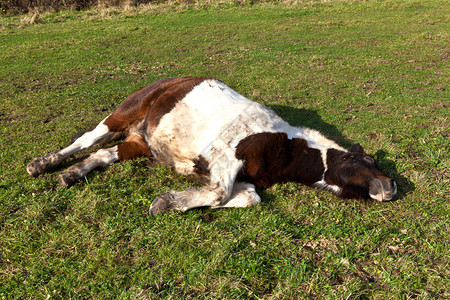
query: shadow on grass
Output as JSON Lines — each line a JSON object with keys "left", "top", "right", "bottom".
{"left": 269, "top": 104, "right": 353, "bottom": 148}
{"left": 375, "top": 150, "right": 415, "bottom": 200}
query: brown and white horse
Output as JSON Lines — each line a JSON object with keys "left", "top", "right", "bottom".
{"left": 27, "top": 77, "right": 397, "bottom": 215}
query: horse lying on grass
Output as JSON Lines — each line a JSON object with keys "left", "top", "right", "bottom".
{"left": 27, "top": 77, "right": 397, "bottom": 215}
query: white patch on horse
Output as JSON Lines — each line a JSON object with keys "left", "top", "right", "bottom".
{"left": 313, "top": 179, "right": 342, "bottom": 195}
{"left": 60, "top": 116, "right": 113, "bottom": 157}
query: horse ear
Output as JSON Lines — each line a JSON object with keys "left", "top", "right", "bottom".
{"left": 350, "top": 143, "right": 364, "bottom": 154}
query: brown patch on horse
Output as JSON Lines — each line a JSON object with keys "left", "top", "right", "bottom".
{"left": 193, "top": 155, "right": 210, "bottom": 175}
{"left": 235, "top": 132, "right": 324, "bottom": 188}
{"left": 104, "top": 78, "right": 175, "bottom": 132}
{"left": 235, "top": 132, "right": 290, "bottom": 188}
{"left": 104, "top": 77, "right": 210, "bottom": 134}
{"left": 283, "top": 138, "right": 324, "bottom": 186}
{"left": 117, "top": 134, "right": 152, "bottom": 161}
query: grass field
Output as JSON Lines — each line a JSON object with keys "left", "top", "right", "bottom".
{"left": 1, "top": 0, "right": 449, "bottom": 298}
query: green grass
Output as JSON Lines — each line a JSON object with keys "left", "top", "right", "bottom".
{"left": 1, "top": 0, "right": 449, "bottom": 298}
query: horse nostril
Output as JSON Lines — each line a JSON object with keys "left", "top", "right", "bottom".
{"left": 383, "top": 179, "right": 397, "bottom": 200}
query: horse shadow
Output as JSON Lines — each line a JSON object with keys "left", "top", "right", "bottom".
{"left": 269, "top": 104, "right": 353, "bottom": 148}
{"left": 373, "top": 150, "right": 414, "bottom": 200}
{"left": 268, "top": 104, "right": 415, "bottom": 200}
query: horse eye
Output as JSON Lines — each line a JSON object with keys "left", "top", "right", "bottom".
{"left": 364, "top": 156, "right": 375, "bottom": 164}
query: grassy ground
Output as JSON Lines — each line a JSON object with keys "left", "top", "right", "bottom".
{"left": 1, "top": 0, "right": 449, "bottom": 298}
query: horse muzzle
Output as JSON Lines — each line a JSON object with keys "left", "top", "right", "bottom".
{"left": 369, "top": 178, "right": 397, "bottom": 201}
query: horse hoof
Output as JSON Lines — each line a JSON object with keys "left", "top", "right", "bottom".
{"left": 26, "top": 153, "right": 61, "bottom": 177}
{"left": 58, "top": 171, "right": 80, "bottom": 188}
{"left": 149, "top": 193, "right": 176, "bottom": 216}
